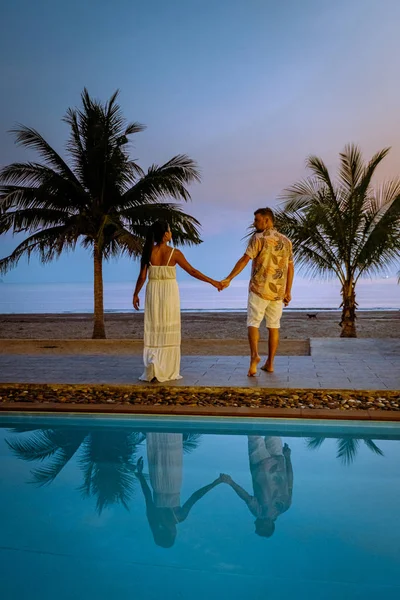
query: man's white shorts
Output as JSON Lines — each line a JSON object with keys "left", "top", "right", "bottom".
{"left": 248, "top": 436, "right": 284, "bottom": 464}
{"left": 247, "top": 292, "right": 283, "bottom": 329}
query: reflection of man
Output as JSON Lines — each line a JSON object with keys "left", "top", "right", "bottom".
{"left": 135, "top": 433, "right": 222, "bottom": 548}
{"left": 221, "top": 208, "right": 294, "bottom": 376}
{"left": 221, "top": 436, "right": 293, "bottom": 537}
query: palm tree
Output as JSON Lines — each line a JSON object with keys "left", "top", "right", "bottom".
{"left": 6, "top": 425, "right": 146, "bottom": 513}
{"left": 77, "top": 429, "right": 145, "bottom": 514}
{"left": 306, "top": 435, "right": 384, "bottom": 465}
{"left": 0, "top": 89, "right": 202, "bottom": 338}
{"left": 277, "top": 145, "right": 400, "bottom": 337}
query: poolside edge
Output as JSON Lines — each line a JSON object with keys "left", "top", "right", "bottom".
{"left": 0, "top": 382, "right": 399, "bottom": 421}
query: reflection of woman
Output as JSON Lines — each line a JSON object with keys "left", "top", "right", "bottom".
{"left": 133, "top": 221, "right": 221, "bottom": 382}
{"left": 221, "top": 436, "right": 293, "bottom": 537}
{"left": 136, "top": 433, "right": 222, "bottom": 548}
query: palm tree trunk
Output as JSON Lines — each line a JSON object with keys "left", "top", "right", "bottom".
{"left": 92, "top": 242, "right": 106, "bottom": 339}
{"left": 339, "top": 280, "right": 357, "bottom": 338}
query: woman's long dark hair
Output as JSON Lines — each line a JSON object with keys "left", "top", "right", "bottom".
{"left": 141, "top": 221, "right": 170, "bottom": 268}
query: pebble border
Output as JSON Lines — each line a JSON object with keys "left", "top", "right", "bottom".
{"left": 0, "top": 383, "right": 399, "bottom": 416}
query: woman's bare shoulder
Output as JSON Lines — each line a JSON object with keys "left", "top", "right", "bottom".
{"left": 170, "top": 248, "right": 183, "bottom": 265}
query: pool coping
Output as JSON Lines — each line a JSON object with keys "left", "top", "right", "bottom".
{"left": 1, "top": 403, "right": 400, "bottom": 421}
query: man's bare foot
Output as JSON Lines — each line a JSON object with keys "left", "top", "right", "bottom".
{"left": 248, "top": 355, "right": 260, "bottom": 377}
{"left": 261, "top": 360, "right": 274, "bottom": 373}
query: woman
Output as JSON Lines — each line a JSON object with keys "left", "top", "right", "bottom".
{"left": 133, "top": 221, "right": 221, "bottom": 382}
{"left": 135, "top": 433, "right": 222, "bottom": 548}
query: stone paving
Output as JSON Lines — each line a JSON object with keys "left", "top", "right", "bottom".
{"left": 0, "top": 339, "right": 399, "bottom": 390}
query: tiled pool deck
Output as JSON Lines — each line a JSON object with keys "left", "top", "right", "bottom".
{"left": 0, "top": 338, "right": 399, "bottom": 390}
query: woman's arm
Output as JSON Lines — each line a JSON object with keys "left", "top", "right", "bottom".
{"left": 177, "top": 477, "right": 222, "bottom": 522}
{"left": 135, "top": 457, "right": 153, "bottom": 504}
{"left": 132, "top": 265, "right": 148, "bottom": 310}
{"left": 174, "top": 250, "right": 222, "bottom": 289}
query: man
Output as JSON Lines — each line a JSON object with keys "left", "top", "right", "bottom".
{"left": 220, "top": 437, "right": 293, "bottom": 538}
{"left": 221, "top": 207, "right": 294, "bottom": 376}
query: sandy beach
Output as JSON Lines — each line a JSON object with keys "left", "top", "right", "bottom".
{"left": 0, "top": 310, "right": 399, "bottom": 340}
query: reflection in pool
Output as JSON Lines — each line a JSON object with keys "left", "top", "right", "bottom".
{"left": 0, "top": 415, "right": 399, "bottom": 599}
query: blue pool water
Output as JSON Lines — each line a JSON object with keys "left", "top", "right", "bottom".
{"left": 0, "top": 415, "right": 399, "bottom": 599}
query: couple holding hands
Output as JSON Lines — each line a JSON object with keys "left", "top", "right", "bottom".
{"left": 133, "top": 207, "right": 294, "bottom": 381}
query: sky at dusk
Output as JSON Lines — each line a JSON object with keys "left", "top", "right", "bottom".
{"left": 1, "top": 0, "right": 400, "bottom": 284}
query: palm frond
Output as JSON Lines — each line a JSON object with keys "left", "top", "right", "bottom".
{"left": 355, "top": 147, "right": 391, "bottom": 200}
{"left": 9, "top": 125, "right": 81, "bottom": 187}
{"left": 336, "top": 438, "right": 360, "bottom": 465}
{"left": 98, "top": 218, "right": 144, "bottom": 258}
{"left": 182, "top": 433, "right": 202, "bottom": 454}
{"left": 337, "top": 144, "right": 365, "bottom": 191}
{"left": 6, "top": 428, "right": 87, "bottom": 486}
{"left": 121, "top": 202, "right": 202, "bottom": 246}
{"left": 0, "top": 226, "right": 78, "bottom": 274}
{"left": 5, "top": 430, "right": 62, "bottom": 461}
{"left": 355, "top": 187, "right": 400, "bottom": 279}
{"left": 121, "top": 155, "right": 201, "bottom": 206}
{"left": 279, "top": 177, "right": 323, "bottom": 213}
{"left": 305, "top": 437, "right": 326, "bottom": 451}
{"left": 306, "top": 434, "right": 384, "bottom": 465}
{"left": 0, "top": 164, "right": 87, "bottom": 212}
{"left": 306, "top": 156, "right": 336, "bottom": 198}
{"left": 0, "top": 207, "right": 71, "bottom": 234}
{"left": 362, "top": 438, "right": 384, "bottom": 457}
{"left": 7, "top": 426, "right": 51, "bottom": 433}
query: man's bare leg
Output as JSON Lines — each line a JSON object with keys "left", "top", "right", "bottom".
{"left": 247, "top": 326, "right": 261, "bottom": 376}
{"left": 261, "top": 328, "right": 279, "bottom": 373}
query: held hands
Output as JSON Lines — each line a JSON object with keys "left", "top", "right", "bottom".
{"left": 214, "top": 278, "right": 230, "bottom": 292}
{"left": 220, "top": 278, "right": 230, "bottom": 291}
{"left": 219, "top": 473, "right": 233, "bottom": 484}
{"left": 210, "top": 278, "right": 231, "bottom": 292}
{"left": 133, "top": 294, "right": 140, "bottom": 310}
{"left": 211, "top": 280, "right": 224, "bottom": 291}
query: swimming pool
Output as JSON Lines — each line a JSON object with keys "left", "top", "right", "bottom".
{"left": 1, "top": 414, "right": 399, "bottom": 599}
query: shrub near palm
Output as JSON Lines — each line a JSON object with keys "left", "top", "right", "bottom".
{"left": 277, "top": 145, "right": 400, "bottom": 337}
{"left": 0, "top": 89, "right": 201, "bottom": 338}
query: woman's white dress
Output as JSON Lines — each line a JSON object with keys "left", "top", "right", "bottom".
{"left": 146, "top": 432, "right": 183, "bottom": 508}
{"left": 139, "top": 248, "right": 182, "bottom": 382}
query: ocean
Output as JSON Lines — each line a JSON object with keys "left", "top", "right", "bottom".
{"left": 0, "top": 277, "right": 399, "bottom": 314}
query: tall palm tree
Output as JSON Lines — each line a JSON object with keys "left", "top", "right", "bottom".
{"left": 306, "top": 435, "right": 384, "bottom": 466}
{"left": 277, "top": 145, "right": 400, "bottom": 337}
{"left": 0, "top": 89, "right": 202, "bottom": 338}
